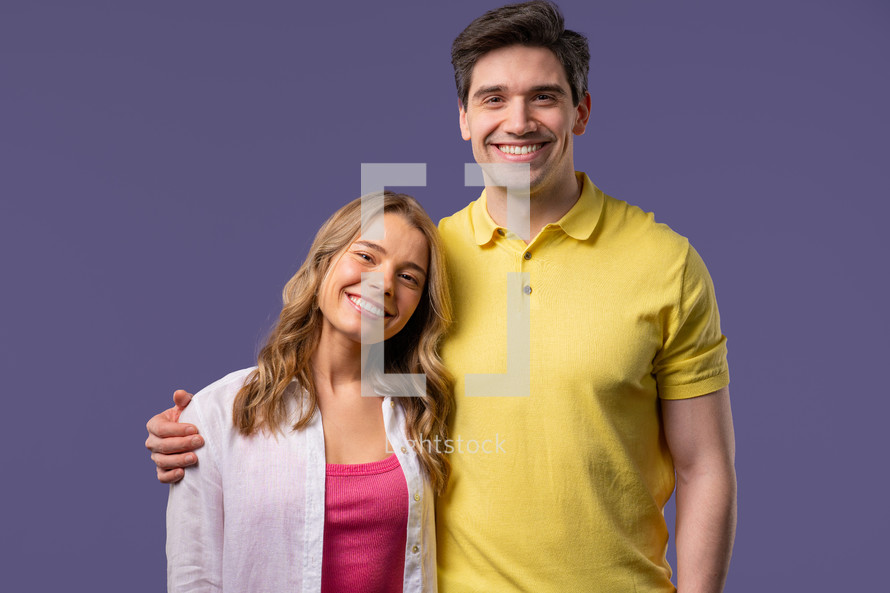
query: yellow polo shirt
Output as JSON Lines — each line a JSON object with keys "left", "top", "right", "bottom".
{"left": 435, "top": 173, "right": 729, "bottom": 592}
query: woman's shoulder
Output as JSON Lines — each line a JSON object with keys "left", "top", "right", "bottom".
{"left": 180, "top": 367, "right": 257, "bottom": 428}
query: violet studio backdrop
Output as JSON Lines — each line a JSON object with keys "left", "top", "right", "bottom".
{"left": 1, "top": 1, "right": 887, "bottom": 591}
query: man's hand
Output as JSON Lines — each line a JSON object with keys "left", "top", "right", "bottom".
{"left": 145, "top": 389, "right": 204, "bottom": 484}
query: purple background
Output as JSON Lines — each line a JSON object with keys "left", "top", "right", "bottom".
{"left": 1, "top": 1, "right": 887, "bottom": 590}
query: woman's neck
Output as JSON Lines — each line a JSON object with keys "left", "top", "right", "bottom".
{"left": 313, "top": 340, "right": 359, "bottom": 389}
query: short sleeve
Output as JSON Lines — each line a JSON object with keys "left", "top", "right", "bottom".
{"left": 653, "top": 244, "right": 729, "bottom": 399}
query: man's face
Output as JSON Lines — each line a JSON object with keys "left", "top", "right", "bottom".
{"left": 459, "top": 44, "right": 590, "bottom": 197}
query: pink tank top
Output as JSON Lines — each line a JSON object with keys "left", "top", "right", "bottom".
{"left": 321, "top": 453, "right": 409, "bottom": 593}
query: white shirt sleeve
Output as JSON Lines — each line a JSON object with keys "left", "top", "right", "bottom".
{"left": 166, "top": 400, "right": 224, "bottom": 593}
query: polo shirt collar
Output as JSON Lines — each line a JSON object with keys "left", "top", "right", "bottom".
{"left": 470, "top": 171, "right": 604, "bottom": 245}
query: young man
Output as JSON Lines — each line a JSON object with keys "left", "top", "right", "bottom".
{"left": 147, "top": 2, "right": 736, "bottom": 591}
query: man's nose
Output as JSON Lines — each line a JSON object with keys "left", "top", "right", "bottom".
{"left": 502, "top": 101, "right": 537, "bottom": 136}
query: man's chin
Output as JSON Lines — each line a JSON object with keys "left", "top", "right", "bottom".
{"left": 473, "top": 159, "right": 547, "bottom": 192}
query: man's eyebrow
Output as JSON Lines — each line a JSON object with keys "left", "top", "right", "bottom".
{"left": 353, "top": 240, "right": 428, "bottom": 277}
{"left": 530, "top": 84, "right": 568, "bottom": 96}
{"left": 471, "top": 84, "right": 568, "bottom": 101}
{"left": 472, "top": 85, "right": 506, "bottom": 100}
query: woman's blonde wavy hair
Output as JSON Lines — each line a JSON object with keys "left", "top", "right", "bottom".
{"left": 232, "top": 192, "right": 454, "bottom": 493}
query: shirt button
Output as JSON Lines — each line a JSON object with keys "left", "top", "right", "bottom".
{"left": 523, "top": 285, "right": 532, "bottom": 295}
{"left": 523, "top": 252, "right": 532, "bottom": 260}
{"left": 400, "top": 446, "right": 408, "bottom": 454}
{"left": 414, "top": 493, "right": 421, "bottom": 501}
{"left": 497, "top": 229, "right": 505, "bottom": 236}
{"left": 390, "top": 401, "right": 395, "bottom": 408}
{"left": 412, "top": 545, "right": 419, "bottom": 554}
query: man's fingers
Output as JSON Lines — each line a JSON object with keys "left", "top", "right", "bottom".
{"left": 157, "top": 467, "right": 186, "bottom": 484}
{"left": 172, "top": 389, "right": 193, "bottom": 409}
{"left": 147, "top": 389, "right": 199, "bottom": 484}
{"left": 146, "top": 412, "right": 199, "bottom": 439}
{"left": 145, "top": 432, "right": 204, "bottom": 455}
{"left": 151, "top": 451, "right": 198, "bottom": 471}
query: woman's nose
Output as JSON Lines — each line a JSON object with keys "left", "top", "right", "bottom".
{"left": 363, "top": 271, "right": 393, "bottom": 297}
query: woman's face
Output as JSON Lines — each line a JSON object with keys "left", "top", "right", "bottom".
{"left": 317, "top": 213, "right": 429, "bottom": 347}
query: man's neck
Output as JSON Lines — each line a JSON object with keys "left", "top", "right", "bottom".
{"left": 484, "top": 172, "right": 582, "bottom": 242}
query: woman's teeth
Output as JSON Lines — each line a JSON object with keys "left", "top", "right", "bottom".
{"left": 349, "top": 295, "right": 385, "bottom": 317}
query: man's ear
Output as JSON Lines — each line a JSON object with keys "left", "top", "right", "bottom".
{"left": 573, "top": 91, "right": 592, "bottom": 135}
{"left": 459, "top": 99, "right": 471, "bottom": 141}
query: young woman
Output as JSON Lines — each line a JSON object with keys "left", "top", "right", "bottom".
{"left": 166, "top": 192, "right": 452, "bottom": 593}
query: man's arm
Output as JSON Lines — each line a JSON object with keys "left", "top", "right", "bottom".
{"left": 661, "top": 386, "right": 737, "bottom": 593}
{"left": 145, "top": 389, "right": 204, "bottom": 483}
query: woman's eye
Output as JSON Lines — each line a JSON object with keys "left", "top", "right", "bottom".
{"left": 400, "top": 274, "right": 419, "bottom": 285}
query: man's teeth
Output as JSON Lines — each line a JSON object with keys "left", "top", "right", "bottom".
{"left": 498, "top": 144, "right": 542, "bottom": 155}
{"left": 349, "top": 295, "right": 385, "bottom": 317}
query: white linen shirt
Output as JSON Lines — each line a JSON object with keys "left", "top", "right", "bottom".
{"left": 166, "top": 368, "right": 438, "bottom": 593}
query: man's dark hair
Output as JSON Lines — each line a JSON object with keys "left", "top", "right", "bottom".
{"left": 451, "top": 0, "right": 590, "bottom": 109}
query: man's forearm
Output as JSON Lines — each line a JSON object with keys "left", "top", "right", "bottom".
{"left": 674, "top": 465, "right": 737, "bottom": 593}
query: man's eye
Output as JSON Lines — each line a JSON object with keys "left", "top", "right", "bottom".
{"left": 484, "top": 97, "right": 503, "bottom": 104}
{"left": 535, "top": 94, "right": 554, "bottom": 101}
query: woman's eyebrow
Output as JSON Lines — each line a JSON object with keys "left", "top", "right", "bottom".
{"left": 353, "top": 241, "right": 427, "bottom": 277}
{"left": 353, "top": 240, "right": 385, "bottom": 254}
{"left": 404, "top": 262, "right": 428, "bottom": 278}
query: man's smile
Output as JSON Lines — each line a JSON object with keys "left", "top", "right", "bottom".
{"left": 496, "top": 143, "right": 543, "bottom": 155}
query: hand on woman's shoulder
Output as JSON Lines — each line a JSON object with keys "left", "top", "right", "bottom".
{"left": 180, "top": 367, "right": 257, "bottom": 429}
